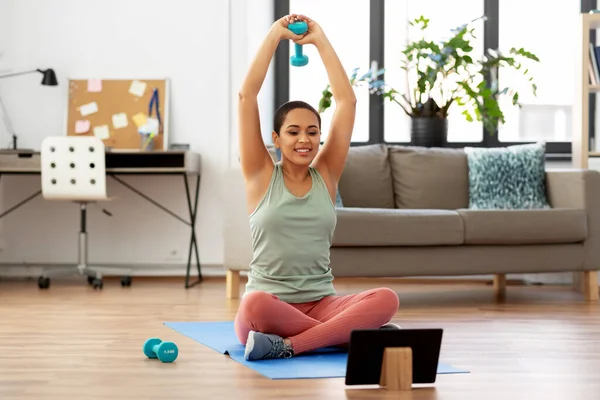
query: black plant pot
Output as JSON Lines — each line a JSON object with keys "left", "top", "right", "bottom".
{"left": 411, "top": 117, "right": 447, "bottom": 147}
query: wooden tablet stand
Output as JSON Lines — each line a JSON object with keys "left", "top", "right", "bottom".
{"left": 379, "top": 347, "right": 413, "bottom": 391}
{"left": 344, "top": 328, "right": 442, "bottom": 390}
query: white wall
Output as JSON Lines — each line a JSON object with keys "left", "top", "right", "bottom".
{"left": 229, "top": 0, "right": 275, "bottom": 165}
{"left": 0, "top": 0, "right": 274, "bottom": 274}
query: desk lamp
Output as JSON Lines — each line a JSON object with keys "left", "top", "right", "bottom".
{"left": 0, "top": 68, "right": 58, "bottom": 152}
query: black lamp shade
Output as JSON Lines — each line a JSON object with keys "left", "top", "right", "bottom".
{"left": 38, "top": 68, "right": 58, "bottom": 86}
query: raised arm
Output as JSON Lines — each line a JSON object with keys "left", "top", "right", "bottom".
{"left": 238, "top": 16, "right": 305, "bottom": 182}
{"left": 293, "top": 16, "right": 357, "bottom": 186}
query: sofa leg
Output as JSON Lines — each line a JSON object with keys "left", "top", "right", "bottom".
{"left": 226, "top": 269, "right": 240, "bottom": 300}
{"left": 493, "top": 274, "right": 506, "bottom": 298}
{"left": 582, "top": 271, "right": 599, "bottom": 301}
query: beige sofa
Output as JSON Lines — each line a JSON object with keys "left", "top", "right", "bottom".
{"left": 223, "top": 144, "right": 600, "bottom": 301}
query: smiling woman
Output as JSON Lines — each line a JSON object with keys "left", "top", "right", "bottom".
{"left": 235, "top": 13, "right": 400, "bottom": 361}
{"left": 272, "top": 100, "right": 321, "bottom": 164}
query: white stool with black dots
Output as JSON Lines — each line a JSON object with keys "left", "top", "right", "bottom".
{"left": 38, "top": 136, "right": 132, "bottom": 289}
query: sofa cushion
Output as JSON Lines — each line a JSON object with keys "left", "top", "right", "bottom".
{"left": 464, "top": 142, "right": 551, "bottom": 209}
{"left": 333, "top": 208, "right": 464, "bottom": 246}
{"left": 457, "top": 208, "right": 587, "bottom": 245}
{"left": 388, "top": 146, "right": 469, "bottom": 210}
{"left": 338, "top": 144, "right": 395, "bottom": 208}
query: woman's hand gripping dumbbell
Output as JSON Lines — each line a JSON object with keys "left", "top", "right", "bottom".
{"left": 270, "top": 14, "right": 327, "bottom": 67}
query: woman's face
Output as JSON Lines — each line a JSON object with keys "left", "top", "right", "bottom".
{"left": 273, "top": 108, "right": 321, "bottom": 166}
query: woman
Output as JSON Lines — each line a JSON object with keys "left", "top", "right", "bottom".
{"left": 235, "top": 14, "right": 400, "bottom": 361}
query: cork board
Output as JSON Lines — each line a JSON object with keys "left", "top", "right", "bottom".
{"left": 66, "top": 78, "right": 169, "bottom": 150}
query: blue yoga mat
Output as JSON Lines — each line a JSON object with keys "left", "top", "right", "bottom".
{"left": 164, "top": 321, "right": 469, "bottom": 380}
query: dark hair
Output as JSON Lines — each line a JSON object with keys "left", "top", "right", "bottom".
{"left": 273, "top": 100, "right": 321, "bottom": 135}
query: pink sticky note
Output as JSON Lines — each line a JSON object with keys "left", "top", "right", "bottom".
{"left": 87, "top": 79, "right": 102, "bottom": 92}
{"left": 75, "top": 120, "right": 91, "bottom": 134}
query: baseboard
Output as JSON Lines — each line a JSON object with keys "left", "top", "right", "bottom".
{"left": 0, "top": 262, "right": 227, "bottom": 278}
{"left": 0, "top": 262, "right": 574, "bottom": 285}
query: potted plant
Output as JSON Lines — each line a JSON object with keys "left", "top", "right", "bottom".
{"left": 318, "top": 15, "right": 540, "bottom": 147}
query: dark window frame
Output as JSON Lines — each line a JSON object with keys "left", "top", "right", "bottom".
{"left": 274, "top": 0, "right": 596, "bottom": 159}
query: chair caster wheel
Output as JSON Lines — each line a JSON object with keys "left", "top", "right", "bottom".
{"left": 87, "top": 276, "right": 95, "bottom": 285}
{"left": 38, "top": 276, "right": 50, "bottom": 289}
{"left": 92, "top": 278, "right": 103, "bottom": 290}
{"left": 121, "top": 276, "right": 132, "bottom": 287}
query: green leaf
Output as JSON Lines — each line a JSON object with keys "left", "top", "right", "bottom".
{"left": 462, "top": 109, "right": 473, "bottom": 122}
{"left": 336, "top": 14, "right": 539, "bottom": 135}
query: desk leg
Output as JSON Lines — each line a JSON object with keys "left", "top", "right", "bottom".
{"left": 0, "top": 189, "right": 42, "bottom": 220}
{"left": 109, "top": 173, "right": 203, "bottom": 288}
{"left": 0, "top": 169, "right": 43, "bottom": 220}
{"left": 183, "top": 173, "right": 202, "bottom": 288}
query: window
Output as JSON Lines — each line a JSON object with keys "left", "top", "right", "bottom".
{"left": 383, "top": 0, "right": 485, "bottom": 143}
{"left": 497, "top": 0, "right": 580, "bottom": 143}
{"left": 288, "top": 0, "right": 371, "bottom": 142}
{"left": 274, "top": 0, "right": 593, "bottom": 155}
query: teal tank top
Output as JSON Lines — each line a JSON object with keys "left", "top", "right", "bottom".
{"left": 244, "top": 162, "right": 337, "bottom": 303}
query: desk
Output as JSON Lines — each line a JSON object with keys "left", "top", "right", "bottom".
{"left": 0, "top": 150, "right": 203, "bottom": 288}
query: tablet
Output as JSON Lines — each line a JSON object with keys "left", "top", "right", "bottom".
{"left": 345, "top": 328, "right": 443, "bottom": 386}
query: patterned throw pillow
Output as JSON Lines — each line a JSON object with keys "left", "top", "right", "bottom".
{"left": 464, "top": 142, "right": 550, "bottom": 210}
{"left": 335, "top": 190, "right": 344, "bottom": 207}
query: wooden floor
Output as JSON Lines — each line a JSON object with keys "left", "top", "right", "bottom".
{"left": 1, "top": 276, "right": 599, "bottom": 400}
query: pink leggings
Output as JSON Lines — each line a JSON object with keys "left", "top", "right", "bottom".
{"left": 234, "top": 287, "right": 399, "bottom": 355}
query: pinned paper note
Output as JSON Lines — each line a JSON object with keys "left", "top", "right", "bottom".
{"left": 75, "top": 120, "right": 91, "bottom": 134}
{"left": 87, "top": 79, "right": 102, "bottom": 92}
{"left": 93, "top": 125, "right": 110, "bottom": 140}
{"left": 79, "top": 101, "right": 98, "bottom": 116}
{"left": 129, "top": 80, "right": 147, "bottom": 97}
{"left": 132, "top": 112, "right": 148, "bottom": 128}
{"left": 112, "top": 112, "right": 128, "bottom": 129}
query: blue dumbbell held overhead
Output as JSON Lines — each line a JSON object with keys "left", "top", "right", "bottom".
{"left": 288, "top": 21, "right": 308, "bottom": 67}
{"left": 143, "top": 337, "right": 178, "bottom": 363}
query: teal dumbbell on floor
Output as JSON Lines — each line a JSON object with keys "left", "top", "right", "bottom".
{"left": 143, "top": 338, "right": 178, "bottom": 363}
{"left": 288, "top": 21, "right": 309, "bottom": 66}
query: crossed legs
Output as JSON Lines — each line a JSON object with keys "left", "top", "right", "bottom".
{"left": 234, "top": 287, "right": 400, "bottom": 356}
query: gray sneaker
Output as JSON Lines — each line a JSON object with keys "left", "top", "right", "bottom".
{"left": 380, "top": 323, "right": 402, "bottom": 329}
{"left": 244, "top": 331, "right": 295, "bottom": 361}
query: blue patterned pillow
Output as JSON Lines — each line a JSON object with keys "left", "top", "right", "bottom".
{"left": 464, "top": 142, "right": 550, "bottom": 210}
{"left": 335, "top": 189, "right": 344, "bottom": 207}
